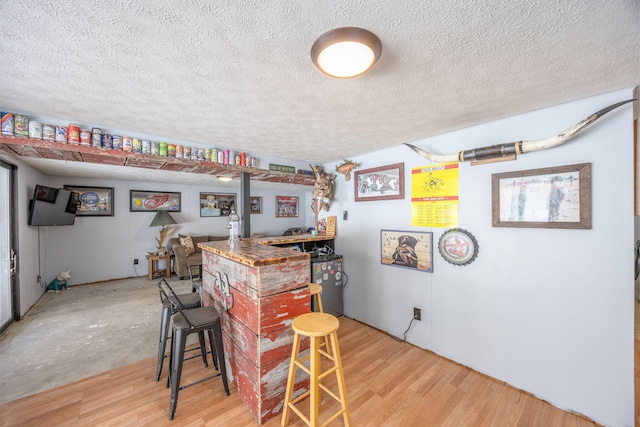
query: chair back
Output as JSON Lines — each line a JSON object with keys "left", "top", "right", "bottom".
{"left": 157, "top": 279, "right": 195, "bottom": 329}
{"left": 188, "top": 264, "right": 204, "bottom": 304}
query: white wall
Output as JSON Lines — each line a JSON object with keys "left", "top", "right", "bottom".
{"left": 328, "top": 89, "right": 635, "bottom": 426}
{"left": 1, "top": 152, "right": 314, "bottom": 314}
{"left": 41, "top": 177, "right": 313, "bottom": 284}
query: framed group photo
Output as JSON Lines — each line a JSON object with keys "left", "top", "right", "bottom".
{"left": 275, "top": 196, "right": 298, "bottom": 217}
{"left": 130, "top": 190, "right": 181, "bottom": 212}
{"left": 354, "top": 163, "right": 404, "bottom": 202}
{"left": 491, "top": 163, "right": 591, "bottom": 229}
{"left": 64, "top": 185, "right": 114, "bottom": 217}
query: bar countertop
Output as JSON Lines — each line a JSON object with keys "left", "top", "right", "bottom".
{"left": 198, "top": 239, "right": 310, "bottom": 268}
{"left": 252, "top": 233, "right": 335, "bottom": 246}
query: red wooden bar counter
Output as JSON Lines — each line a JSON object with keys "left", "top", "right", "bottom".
{"left": 199, "top": 239, "right": 311, "bottom": 424}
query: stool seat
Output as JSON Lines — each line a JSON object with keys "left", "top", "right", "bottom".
{"left": 292, "top": 312, "right": 338, "bottom": 337}
{"left": 166, "top": 292, "right": 201, "bottom": 309}
{"left": 308, "top": 283, "right": 322, "bottom": 296}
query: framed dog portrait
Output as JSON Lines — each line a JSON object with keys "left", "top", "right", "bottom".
{"left": 380, "top": 229, "right": 433, "bottom": 272}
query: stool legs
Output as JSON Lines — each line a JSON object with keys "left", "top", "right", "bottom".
{"left": 169, "top": 327, "right": 187, "bottom": 420}
{"left": 156, "top": 305, "right": 172, "bottom": 381}
{"left": 313, "top": 293, "right": 324, "bottom": 313}
{"left": 281, "top": 329, "right": 302, "bottom": 426}
{"left": 211, "top": 322, "right": 230, "bottom": 396}
{"left": 167, "top": 322, "right": 229, "bottom": 420}
{"left": 330, "top": 332, "right": 351, "bottom": 426}
{"left": 309, "top": 335, "right": 321, "bottom": 427}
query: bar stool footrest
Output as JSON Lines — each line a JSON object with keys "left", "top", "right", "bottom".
{"left": 178, "top": 371, "right": 223, "bottom": 391}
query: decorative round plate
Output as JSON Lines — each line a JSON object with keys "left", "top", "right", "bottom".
{"left": 438, "top": 228, "right": 479, "bottom": 266}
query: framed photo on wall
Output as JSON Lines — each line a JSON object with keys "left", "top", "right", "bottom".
{"left": 275, "top": 196, "right": 298, "bottom": 217}
{"left": 64, "top": 185, "right": 114, "bottom": 217}
{"left": 250, "top": 196, "right": 263, "bottom": 214}
{"left": 199, "top": 192, "right": 236, "bottom": 217}
{"left": 381, "top": 229, "right": 433, "bottom": 272}
{"left": 130, "top": 190, "right": 181, "bottom": 212}
{"left": 491, "top": 163, "right": 591, "bottom": 229}
{"left": 354, "top": 162, "right": 404, "bottom": 202}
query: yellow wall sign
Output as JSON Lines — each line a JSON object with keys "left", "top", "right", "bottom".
{"left": 411, "top": 162, "right": 459, "bottom": 227}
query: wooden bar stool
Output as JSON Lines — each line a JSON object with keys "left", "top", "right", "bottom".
{"left": 281, "top": 312, "right": 351, "bottom": 427}
{"left": 309, "top": 283, "right": 329, "bottom": 351}
{"left": 309, "top": 283, "right": 324, "bottom": 313}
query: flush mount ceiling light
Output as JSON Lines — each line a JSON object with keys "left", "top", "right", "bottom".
{"left": 311, "top": 27, "right": 382, "bottom": 78}
{"left": 218, "top": 175, "right": 233, "bottom": 182}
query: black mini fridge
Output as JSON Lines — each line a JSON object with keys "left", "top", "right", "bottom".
{"left": 310, "top": 254, "right": 344, "bottom": 316}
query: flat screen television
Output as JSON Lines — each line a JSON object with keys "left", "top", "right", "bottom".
{"left": 28, "top": 185, "right": 80, "bottom": 226}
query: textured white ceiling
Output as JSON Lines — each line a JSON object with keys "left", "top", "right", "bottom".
{"left": 0, "top": 0, "right": 638, "bottom": 185}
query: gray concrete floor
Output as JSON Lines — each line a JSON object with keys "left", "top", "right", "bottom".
{"left": 0, "top": 276, "right": 193, "bottom": 405}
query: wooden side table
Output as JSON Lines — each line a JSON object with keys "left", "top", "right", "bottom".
{"left": 147, "top": 253, "right": 174, "bottom": 280}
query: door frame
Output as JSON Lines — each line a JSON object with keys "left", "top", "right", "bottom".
{"left": 1, "top": 159, "right": 19, "bottom": 333}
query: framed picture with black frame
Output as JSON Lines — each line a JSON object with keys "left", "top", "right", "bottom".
{"left": 199, "top": 192, "right": 236, "bottom": 217}
{"left": 64, "top": 185, "right": 114, "bottom": 217}
{"left": 130, "top": 190, "right": 181, "bottom": 212}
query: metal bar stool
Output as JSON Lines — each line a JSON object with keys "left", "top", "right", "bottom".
{"left": 155, "top": 280, "right": 206, "bottom": 382}
{"left": 159, "top": 279, "right": 230, "bottom": 420}
{"left": 281, "top": 312, "right": 351, "bottom": 427}
{"left": 188, "top": 263, "right": 203, "bottom": 296}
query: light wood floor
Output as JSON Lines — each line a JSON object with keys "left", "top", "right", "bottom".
{"left": 0, "top": 317, "right": 600, "bottom": 427}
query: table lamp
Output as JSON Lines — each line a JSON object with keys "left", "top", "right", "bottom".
{"left": 150, "top": 210, "right": 177, "bottom": 255}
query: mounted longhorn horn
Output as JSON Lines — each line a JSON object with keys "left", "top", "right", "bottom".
{"left": 404, "top": 99, "right": 635, "bottom": 163}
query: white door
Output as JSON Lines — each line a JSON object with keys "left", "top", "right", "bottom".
{"left": 0, "top": 160, "right": 17, "bottom": 331}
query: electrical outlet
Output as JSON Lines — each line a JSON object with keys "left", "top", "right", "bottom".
{"left": 413, "top": 307, "right": 421, "bottom": 321}
{"left": 133, "top": 259, "right": 139, "bottom": 265}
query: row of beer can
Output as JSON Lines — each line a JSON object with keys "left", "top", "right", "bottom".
{"left": 0, "top": 112, "right": 258, "bottom": 167}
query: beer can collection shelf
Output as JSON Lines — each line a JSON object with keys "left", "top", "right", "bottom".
{"left": 0, "top": 134, "right": 316, "bottom": 187}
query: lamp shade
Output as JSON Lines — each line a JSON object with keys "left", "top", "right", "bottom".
{"left": 149, "top": 210, "right": 177, "bottom": 227}
{"left": 311, "top": 27, "right": 382, "bottom": 78}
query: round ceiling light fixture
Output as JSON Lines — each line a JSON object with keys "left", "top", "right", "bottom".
{"left": 311, "top": 27, "right": 382, "bottom": 78}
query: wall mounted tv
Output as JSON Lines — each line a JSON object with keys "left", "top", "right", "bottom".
{"left": 28, "top": 185, "right": 80, "bottom": 226}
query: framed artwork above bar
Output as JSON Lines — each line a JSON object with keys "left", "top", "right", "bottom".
{"left": 64, "top": 185, "right": 114, "bottom": 216}
{"left": 130, "top": 190, "right": 181, "bottom": 212}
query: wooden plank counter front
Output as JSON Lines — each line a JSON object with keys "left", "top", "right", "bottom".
{"left": 198, "top": 240, "right": 311, "bottom": 425}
